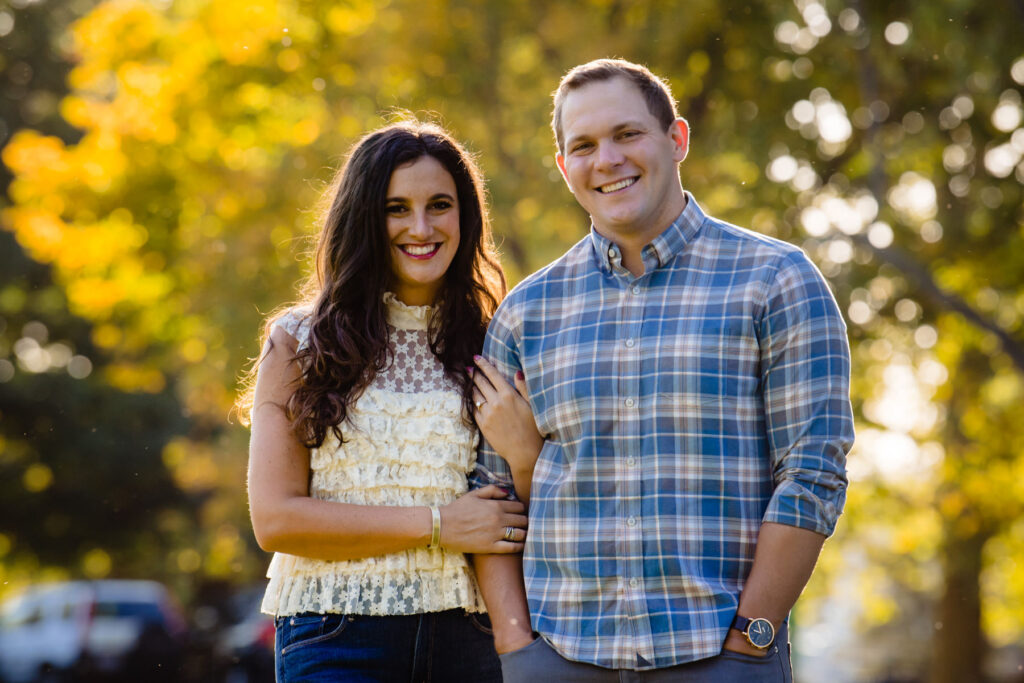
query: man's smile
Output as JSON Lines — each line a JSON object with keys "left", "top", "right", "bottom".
{"left": 595, "top": 176, "right": 639, "bottom": 193}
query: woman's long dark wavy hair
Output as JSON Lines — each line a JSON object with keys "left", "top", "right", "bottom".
{"left": 240, "top": 120, "right": 506, "bottom": 448}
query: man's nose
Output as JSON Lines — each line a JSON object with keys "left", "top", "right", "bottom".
{"left": 594, "top": 142, "right": 625, "bottom": 171}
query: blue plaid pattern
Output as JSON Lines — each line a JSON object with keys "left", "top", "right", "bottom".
{"left": 471, "top": 194, "right": 853, "bottom": 670}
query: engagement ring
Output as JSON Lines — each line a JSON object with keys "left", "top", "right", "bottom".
{"left": 503, "top": 526, "right": 516, "bottom": 542}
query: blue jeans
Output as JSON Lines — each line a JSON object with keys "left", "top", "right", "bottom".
{"left": 500, "top": 624, "right": 792, "bottom": 683}
{"left": 274, "top": 609, "right": 502, "bottom": 682}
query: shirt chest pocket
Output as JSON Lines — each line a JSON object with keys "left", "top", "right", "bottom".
{"left": 651, "top": 316, "right": 761, "bottom": 403}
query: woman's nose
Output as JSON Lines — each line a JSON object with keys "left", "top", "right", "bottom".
{"left": 408, "top": 210, "right": 432, "bottom": 239}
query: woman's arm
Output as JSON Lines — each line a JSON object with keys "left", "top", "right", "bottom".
{"left": 247, "top": 326, "right": 528, "bottom": 561}
{"left": 470, "top": 356, "right": 544, "bottom": 504}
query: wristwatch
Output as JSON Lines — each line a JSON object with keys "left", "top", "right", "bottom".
{"left": 731, "top": 614, "right": 776, "bottom": 650}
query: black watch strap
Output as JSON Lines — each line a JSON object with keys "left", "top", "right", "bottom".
{"left": 731, "top": 614, "right": 753, "bottom": 632}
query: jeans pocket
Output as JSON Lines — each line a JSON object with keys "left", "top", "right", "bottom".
{"left": 718, "top": 648, "right": 773, "bottom": 662}
{"left": 715, "top": 645, "right": 787, "bottom": 681}
{"left": 467, "top": 612, "right": 494, "bottom": 636}
{"left": 279, "top": 613, "right": 352, "bottom": 656}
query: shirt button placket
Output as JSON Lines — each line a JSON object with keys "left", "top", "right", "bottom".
{"left": 624, "top": 278, "right": 648, "bottom": 663}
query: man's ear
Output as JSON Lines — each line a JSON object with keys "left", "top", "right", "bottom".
{"left": 555, "top": 152, "right": 572, "bottom": 189}
{"left": 670, "top": 118, "right": 690, "bottom": 163}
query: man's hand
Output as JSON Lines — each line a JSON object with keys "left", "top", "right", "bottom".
{"left": 723, "top": 523, "right": 825, "bottom": 658}
{"left": 472, "top": 553, "right": 535, "bottom": 655}
{"left": 721, "top": 627, "right": 772, "bottom": 657}
{"left": 494, "top": 622, "right": 536, "bottom": 655}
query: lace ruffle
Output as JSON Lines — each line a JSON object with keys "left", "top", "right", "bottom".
{"left": 382, "top": 291, "right": 433, "bottom": 330}
{"left": 310, "top": 388, "right": 476, "bottom": 501}
{"left": 263, "top": 552, "right": 487, "bottom": 616}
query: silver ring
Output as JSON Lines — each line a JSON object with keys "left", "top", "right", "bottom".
{"left": 503, "top": 526, "right": 516, "bottom": 542}
{"left": 475, "top": 399, "right": 487, "bottom": 410}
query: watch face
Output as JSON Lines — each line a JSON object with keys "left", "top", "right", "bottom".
{"left": 747, "top": 618, "right": 775, "bottom": 648}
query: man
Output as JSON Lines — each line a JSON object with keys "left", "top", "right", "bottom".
{"left": 471, "top": 59, "right": 853, "bottom": 681}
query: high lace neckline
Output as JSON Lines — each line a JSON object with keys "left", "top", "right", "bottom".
{"left": 383, "top": 291, "right": 434, "bottom": 331}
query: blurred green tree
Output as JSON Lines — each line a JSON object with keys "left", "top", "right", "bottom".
{"left": 759, "top": 3, "right": 1024, "bottom": 680}
{"left": 0, "top": 0, "right": 198, "bottom": 591}
{"left": 0, "top": 229, "right": 191, "bottom": 580}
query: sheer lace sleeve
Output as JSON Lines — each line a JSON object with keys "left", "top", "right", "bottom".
{"left": 271, "top": 306, "right": 312, "bottom": 352}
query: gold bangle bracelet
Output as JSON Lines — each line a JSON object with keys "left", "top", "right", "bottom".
{"left": 428, "top": 505, "right": 441, "bottom": 549}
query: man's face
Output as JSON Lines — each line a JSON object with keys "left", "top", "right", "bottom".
{"left": 556, "top": 77, "right": 688, "bottom": 243}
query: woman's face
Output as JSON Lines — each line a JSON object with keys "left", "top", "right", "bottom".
{"left": 385, "top": 155, "right": 461, "bottom": 306}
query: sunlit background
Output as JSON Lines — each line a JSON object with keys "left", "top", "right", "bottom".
{"left": 1, "top": 0, "right": 1022, "bottom": 681}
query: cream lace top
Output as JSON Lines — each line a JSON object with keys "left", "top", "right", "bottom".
{"left": 260, "top": 293, "right": 487, "bottom": 616}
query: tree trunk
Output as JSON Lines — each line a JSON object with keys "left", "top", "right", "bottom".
{"left": 929, "top": 531, "right": 989, "bottom": 683}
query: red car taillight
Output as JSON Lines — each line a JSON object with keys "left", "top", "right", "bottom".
{"left": 257, "top": 619, "right": 275, "bottom": 650}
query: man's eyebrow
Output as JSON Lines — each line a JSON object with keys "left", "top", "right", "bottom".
{"left": 612, "top": 120, "right": 649, "bottom": 132}
{"left": 565, "top": 120, "right": 649, "bottom": 148}
{"left": 563, "top": 131, "right": 590, "bottom": 149}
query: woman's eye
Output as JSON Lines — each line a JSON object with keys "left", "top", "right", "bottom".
{"left": 386, "top": 204, "right": 406, "bottom": 214}
{"left": 431, "top": 200, "right": 452, "bottom": 211}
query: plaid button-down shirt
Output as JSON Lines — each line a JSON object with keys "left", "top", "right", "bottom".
{"left": 471, "top": 194, "right": 853, "bottom": 670}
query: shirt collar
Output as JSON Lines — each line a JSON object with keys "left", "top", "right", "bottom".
{"left": 589, "top": 192, "right": 705, "bottom": 273}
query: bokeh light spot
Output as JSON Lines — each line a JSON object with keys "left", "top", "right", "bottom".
{"left": 884, "top": 21, "right": 910, "bottom": 45}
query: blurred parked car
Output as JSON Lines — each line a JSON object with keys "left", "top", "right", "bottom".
{"left": 212, "top": 588, "right": 274, "bottom": 683}
{"left": 0, "top": 580, "right": 187, "bottom": 682}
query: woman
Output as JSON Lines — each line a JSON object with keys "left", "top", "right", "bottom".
{"left": 241, "top": 121, "right": 530, "bottom": 682}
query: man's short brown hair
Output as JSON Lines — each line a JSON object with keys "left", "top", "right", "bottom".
{"left": 552, "top": 58, "right": 679, "bottom": 155}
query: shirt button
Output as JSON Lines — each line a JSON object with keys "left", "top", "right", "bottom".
{"left": 631, "top": 285, "right": 641, "bottom": 295}
{"left": 629, "top": 577, "right": 639, "bottom": 588}
{"left": 608, "top": 247, "right": 616, "bottom": 258}
{"left": 624, "top": 398, "right": 635, "bottom": 408}
{"left": 625, "top": 338, "right": 635, "bottom": 348}
{"left": 627, "top": 516, "right": 637, "bottom": 527}
{"left": 626, "top": 456, "right": 636, "bottom": 467}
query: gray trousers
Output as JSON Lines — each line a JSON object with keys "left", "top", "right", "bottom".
{"left": 499, "top": 625, "right": 792, "bottom": 683}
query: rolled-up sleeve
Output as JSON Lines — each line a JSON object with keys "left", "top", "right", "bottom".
{"left": 468, "top": 302, "right": 522, "bottom": 493}
{"left": 759, "top": 251, "right": 854, "bottom": 536}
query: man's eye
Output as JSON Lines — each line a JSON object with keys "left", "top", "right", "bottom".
{"left": 572, "top": 143, "right": 593, "bottom": 154}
